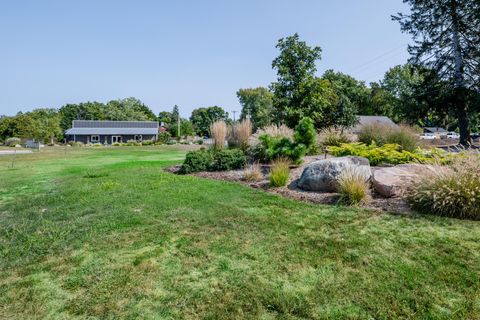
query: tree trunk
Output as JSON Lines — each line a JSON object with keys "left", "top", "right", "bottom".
{"left": 451, "top": 0, "right": 471, "bottom": 146}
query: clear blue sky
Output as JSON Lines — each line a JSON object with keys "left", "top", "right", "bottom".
{"left": 0, "top": 0, "right": 411, "bottom": 118}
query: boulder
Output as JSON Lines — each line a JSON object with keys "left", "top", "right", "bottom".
{"left": 298, "top": 156, "right": 371, "bottom": 192}
{"left": 372, "top": 164, "right": 434, "bottom": 198}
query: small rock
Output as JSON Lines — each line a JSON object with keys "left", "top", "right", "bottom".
{"left": 298, "top": 156, "right": 371, "bottom": 192}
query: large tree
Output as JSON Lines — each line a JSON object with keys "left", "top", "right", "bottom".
{"left": 393, "top": 0, "right": 480, "bottom": 145}
{"left": 236, "top": 87, "right": 273, "bottom": 130}
{"left": 190, "top": 106, "right": 229, "bottom": 136}
{"left": 270, "top": 33, "right": 323, "bottom": 128}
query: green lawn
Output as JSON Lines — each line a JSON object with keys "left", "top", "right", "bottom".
{"left": 1, "top": 146, "right": 480, "bottom": 319}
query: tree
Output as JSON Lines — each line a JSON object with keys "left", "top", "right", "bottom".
{"left": 59, "top": 102, "right": 104, "bottom": 131}
{"left": 237, "top": 87, "right": 273, "bottom": 130}
{"left": 322, "top": 70, "right": 371, "bottom": 115}
{"left": 270, "top": 33, "right": 322, "bottom": 128}
{"left": 393, "top": 0, "right": 480, "bottom": 145}
{"left": 190, "top": 106, "right": 229, "bottom": 136}
{"left": 29, "top": 108, "right": 62, "bottom": 143}
{"left": 158, "top": 111, "right": 173, "bottom": 126}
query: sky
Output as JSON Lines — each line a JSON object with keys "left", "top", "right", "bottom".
{"left": 0, "top": 0, "right": 411, "bottom": 118}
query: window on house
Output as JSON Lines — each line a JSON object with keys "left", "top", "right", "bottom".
{"left": 134, "top": 135, "right": 143, "bottom": 142}
{"left": 91, "top": 135, "right": 100, "bottom": 143}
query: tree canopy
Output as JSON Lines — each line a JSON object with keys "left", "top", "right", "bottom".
{"left": 393, "top": 0, "right": 480, "bottom": 144}
{"left": 190, "top": 106, "right": 229, "bottom": 136}
{"left": 237, "top": 87, "right": 273, "bottom": 130}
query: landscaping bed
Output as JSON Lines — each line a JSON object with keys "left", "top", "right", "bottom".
{"left": 168, "top": 154, "right": 413, "bottom": 214}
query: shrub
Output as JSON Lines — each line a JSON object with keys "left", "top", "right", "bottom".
{"left": 180, "top": 148, "right": 214, "bottom": 174}
{"left": 5, "top": 137, "right": 21, "bottom": 146}
{"left": 211, "top": 149, "right": 246, "bottom": 171}
{"left": 358, "top": 123, "right": 419, "bottom": 152}
{"left": 69, "top": 141, "right": 84, "bottom": 147}
{"left": 194, "top": 139, "right": 204, "bottom": 145}
{"left": 408, "top": 153, "right": 480, "bottom": 220}
{"left": 211, "top": 120, "right": 228, "bottom": 150}
{"left": 180, "top": 148, "right": 246, "bottom": 173}
{"left": 92, "top": 143, "right": 103, "bottom": 147}
{"left": 294, "top": 117, "right": 316, "bottom": 152}
{"left": 319, "top": 130, "right": 351, "bottom": 147}
{"left": 157, "top": 131, "right": 172, "bottom": 144}
{"left": 243, "top": 162, "right": 263, "bottom": 182}
{"left": 337, "top": 166, "right": 370, "bottom": 205}
{"left": 125, "top": 139, "right": 141, "bottom": 146}
{"left": 358, "top": 123, "right": 391, "bottom": 146}
{"left": 386, "top": 125, "right": 419, "bottom": 152}
{"left": 269, "top": 158, "right": 290, "bottom": 187}
{"left": 328, "top": 142, "right": 444, "bottom": 166}
{"left": 249, "top": 124, "right": 293, "bottom": 146}
{"left": 228, "top": 119, "right": 252, "bottom": 150}
{"left": 259, "top": 134, "right": 307, "bottom": 164}
{"left": 112, "top": 142, "right": 123, "bottom": 146}
{"left": 166, "top": 140, "right": 177, "bottom": 145}
{"left": 142, "top": 140, "right": 154, "bottom": 146}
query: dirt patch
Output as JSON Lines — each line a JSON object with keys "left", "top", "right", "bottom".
{"left": 166, "top": 155, "right": 411, "bottom": 215}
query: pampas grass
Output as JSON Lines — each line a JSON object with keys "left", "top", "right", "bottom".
{"left": 210, "top": 120, "right": 227, "bottom": 150}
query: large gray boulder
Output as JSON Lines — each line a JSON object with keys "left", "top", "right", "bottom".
{"left": 372, "top": 164, "right": 434, "bottom": 198}
{"left": 298, "top": 156, "right": 371, "bottom": 192}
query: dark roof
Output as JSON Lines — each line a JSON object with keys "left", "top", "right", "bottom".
{"left": 72, "top": 120, "right": 158, "bottom": 128}
{"left": 351, "top": 116, "right": 398, "bottom": 133}
{"left": 65, "top": 120, "right": 159, "bottom": 135}
{"left": 424, "top": 127, "right": 447, "bottom": 133}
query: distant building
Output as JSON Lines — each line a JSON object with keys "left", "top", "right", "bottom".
{"left": 65, "top": 120, "right": 159, "bottom": 144}
{"left": 351, "top": 116, "right": 399, "bottom": 134}
{"left": 423, "top": 127, "right": 448, "bottom": 135}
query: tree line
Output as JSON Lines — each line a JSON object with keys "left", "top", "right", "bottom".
{"left": 2, "top": 0, "right": 478, "bottom": 145}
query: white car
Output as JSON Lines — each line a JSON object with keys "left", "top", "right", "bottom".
{"left": 420, "top": 133, "right": 436, "bottom": 140}
{"left": 446, "top": 132, "right": 460, "bottom": 139}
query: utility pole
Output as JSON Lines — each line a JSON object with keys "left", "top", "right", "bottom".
{"left": 177, "top": 114, "right": 181, "bottom": 140}
{"left": 232, "top": 110, "right": 237, "bottom": 123}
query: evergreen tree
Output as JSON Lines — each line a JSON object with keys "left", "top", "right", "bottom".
{"left": 393, "top": 0, "right": 480, "bottom": 145}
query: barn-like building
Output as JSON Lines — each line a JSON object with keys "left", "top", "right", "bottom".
{"left": 65, "top": 120, "right": 159, "bottom": 144}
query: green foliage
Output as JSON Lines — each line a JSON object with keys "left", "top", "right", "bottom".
{"left": 141, "top": 140, "right": 154, "bottom": 146}
{"left": 211, "top": 149, "right": 246, "bottom": 171}
{"left": 270, "top": 35, "right": 358, "bottom": 131}
{"left": 190, "top": 106, "right": 229, "bottom": 137}
{"left": 258, "top": 135, "right": 306, "bottom": 164}
{"left": 180, "top": 148, "right": 246, "bottom": 173}
{"left": 294, "top": 117, "right": 316, "bottom": 152}
{"left": 328, "top": 143, "right": 446, "bottom": 166}
{"left": 237, "top": 87, "right": 274, "bottom": 130}
{"left": 157, "top": 131, "right": 172, "bottom": 144}
{"left": 125, "top": 140, "right": 141, "bottom": 146}
{"left": 4, "top": 137, "right": 21, "bottom": 146}
{"left": 180, "top": 148, "right": 215, "bottom": 174}
{"left": 408, "top": 154, "right": 480, "bottom": 220}
{"left": 269, "top": 158, "right": 290, "bottom": 187}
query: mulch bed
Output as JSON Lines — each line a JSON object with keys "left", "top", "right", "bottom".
{"left": 166, "top": 155, "right": 412, "bottom": 215}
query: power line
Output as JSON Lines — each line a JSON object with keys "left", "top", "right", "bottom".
{"left": 346, "top": 43, "right": 409, "bottom": 74}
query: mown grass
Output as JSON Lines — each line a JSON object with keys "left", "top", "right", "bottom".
{"left": 1, "top": 146, "right": 480, "bottom": 319}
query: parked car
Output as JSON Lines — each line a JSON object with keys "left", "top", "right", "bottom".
{"left": 446, "top": 132, "right": 460, "bottom": 139}
{"left": 420, "top": 133, "right": 436, "bottom": 140}
{"left": 471, "top": 133, "right": 480, "bottom": 141}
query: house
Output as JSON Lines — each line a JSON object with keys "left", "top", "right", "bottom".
{"left": 423, "top": 127, "right": 448, "bottom": 135}
{"left": 350, "top": 116, "right": 399, "bottom": 134}
{"left": 65, "top": 120, "right": 159, "bottom": 144}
